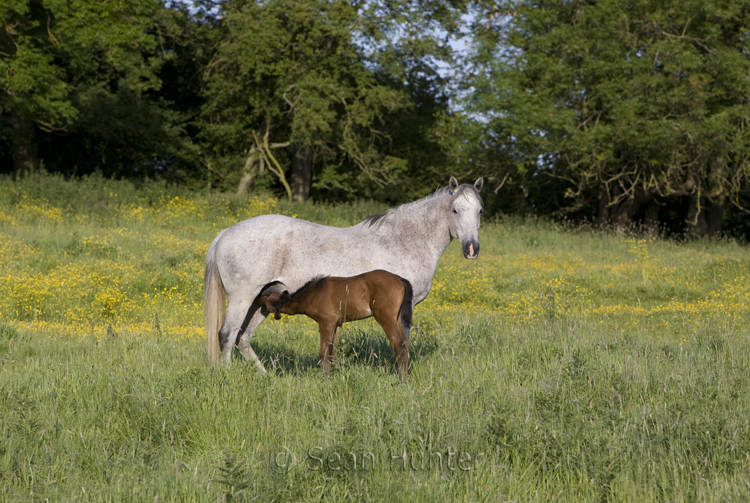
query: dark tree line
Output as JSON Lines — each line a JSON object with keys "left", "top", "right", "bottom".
{"left": 1, "top": 0, "right": 187, "bottom": 177}
{"left": 2, "top": 0, "right": 749, "bottom": 236}
{"left": 442, "top": 0, "right": 750, "bottom": 237}
{"left": 1, "top": 0, "right": 462, "bottom": 204}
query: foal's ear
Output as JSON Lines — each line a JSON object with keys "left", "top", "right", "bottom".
{"left": 449, "top": 176, "right": 459, "bottom": 193}
{"left": 272, "top": 291, "right": 290, "bottom": 320}
{"left": 261, "top": 296, "right": 273, "bottom": 311}
{"left": 474, "top": 177, "right": 483, "bottom": 192}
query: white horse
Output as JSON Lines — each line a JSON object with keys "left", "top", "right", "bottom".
{"left": 204, "top": 176, "right": 484, "bottom": 370}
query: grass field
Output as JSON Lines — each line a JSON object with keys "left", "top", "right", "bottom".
{"left": 1, "top": 172, "right": 750, "bottom": 501}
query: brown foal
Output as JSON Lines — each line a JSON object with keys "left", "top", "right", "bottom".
{"left": 259, "top": 269, "right": 413, "bottom": 380}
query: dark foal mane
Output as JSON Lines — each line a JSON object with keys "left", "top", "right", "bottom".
{"left": 290, "top": 275, "right": 328, "bottom": 299}
{"left": 270, "top": 275, "right": 327, "bottom": 315}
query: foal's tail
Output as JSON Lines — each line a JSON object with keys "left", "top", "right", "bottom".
{"left": 399, "top": 278, "right": 414, "bottom": 339}
{"left": 204, "top": 231, "right": 227, "bottom": 366}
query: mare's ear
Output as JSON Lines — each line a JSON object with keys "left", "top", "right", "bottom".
{"left": 474, "top": 177, "right": 483, "bottom": 192}
{"left": 449, "top": 176, "right": 459, "bottom": 193}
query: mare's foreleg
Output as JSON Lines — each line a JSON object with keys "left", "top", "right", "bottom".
{"left": 236, "top": 302, "right": 269, "bottom": 373}
{"left": 220, "top": 298, "right": 267, "bottom": 373}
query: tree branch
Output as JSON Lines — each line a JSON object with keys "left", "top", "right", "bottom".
{"left": 254, "top": 128, "right": 293, "bottom": 201}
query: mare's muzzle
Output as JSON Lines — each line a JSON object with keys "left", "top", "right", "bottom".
{"left": 462, "top": 239, "right": 480, "bottom": 260}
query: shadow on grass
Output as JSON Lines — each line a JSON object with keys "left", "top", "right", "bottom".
{"left": 230, "top": 340, "right": 319, "bottom": 376}
{"left": 237, "top": 324, "right": 438, "bottom": 378}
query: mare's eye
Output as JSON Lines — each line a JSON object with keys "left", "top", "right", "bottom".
{"left": 452, "top": 208, "right": 458, "bottom": 214}
{"left": 479, "top": 209, "right": 484, "bottom": 214}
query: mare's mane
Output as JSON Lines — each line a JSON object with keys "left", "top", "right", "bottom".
{"left": 361, "top": 185, "right": 482, "bottom": 230}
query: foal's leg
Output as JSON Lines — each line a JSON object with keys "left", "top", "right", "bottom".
{"left": 318, "top": 320, "right": 338, "bottom": 377}
{"left": 331, "top": 324, "right": 341, "bottom": 364}
{"left": 375, "top": 313, "right": 410, "bottom": 382}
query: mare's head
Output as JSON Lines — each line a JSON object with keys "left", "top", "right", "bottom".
{"left": 261, "top": 291, "right": 291, "bottom": 320}
{"left": 448, "top": 176, "right": 484, "bottom": 259}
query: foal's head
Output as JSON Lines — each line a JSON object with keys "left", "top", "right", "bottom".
{"left": 261, "top": 291, "right": 291, "bottom": 320}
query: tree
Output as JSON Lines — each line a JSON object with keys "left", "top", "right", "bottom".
{"left": 1, "top": 0, "right": 185, "bottom": 178}
{"left": 199, "top": 0, "right": 467, "bottom": 202}
{"left": 1, "top": 0, "right": 466, "bottom": 197}
{"left": 200, "top": 0, "right": 406, "bottom": 201}
{"left": 447, "top": 0, "right": 750, "bottom": 235}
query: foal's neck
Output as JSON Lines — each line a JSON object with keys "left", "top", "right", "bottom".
{"left": 279, "top": 296, "right": 307, "bottom": 316}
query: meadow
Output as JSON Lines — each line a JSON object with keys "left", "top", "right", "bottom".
{"left": 1, "top": 172, "right": 750, "bottom": 502}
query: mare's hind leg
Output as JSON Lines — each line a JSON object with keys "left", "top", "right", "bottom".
{"left": 220, "top": 298, "right": 266, "bottom": 372}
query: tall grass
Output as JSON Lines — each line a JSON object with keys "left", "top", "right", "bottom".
{"left": 1, "top": 173, "right": 749, "bottom": 501}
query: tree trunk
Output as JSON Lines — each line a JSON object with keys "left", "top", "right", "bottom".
{"left": 10, "top": 114, "right": 38, "bottom": 178}
{"left": 704, "top": 157, "right": 725, "bottom": 237}
{"left": 611, "top": 198, "right": 637, "bottom": 230}
{"left": 236, "top": 153, "right": 261, "bottom": 196}
{"left": 597, "top": 186, "right": 610, "bottom": 228}
{"left": 686, "top": 194, "right": 708, "bottom": 238}
{"left": 610, "top": 189, "right": 649, "bottom": 231}
{"left": 236, "top": 172, "right": 255, "bottom": 196}
{"left": 643, "top": 198, "right": 660, "bottom": 236}
{"left": 705, "top": 196, "right": 724, "bottom": 237}
{"left": 291, "top": 145, "right": 312, "bottom": 203}
{"left": 601, "top": 188, "right": 653, "bottom": 231}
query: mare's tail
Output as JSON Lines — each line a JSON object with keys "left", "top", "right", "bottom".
{"left": 399, "top": 278, "right": 414, "bottom": 339}
{"left": 204, "top": 231, "right": 227, "bottom": 365}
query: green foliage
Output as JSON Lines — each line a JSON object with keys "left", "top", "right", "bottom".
{"left": 199, "top": 0, "right": 461, "bottom": 200}
{"left": 5, "top": 0, "right": 750, "bottom": 228}
{"left": 201, "top": 0, "right": 402, "bottom": 193}
{"left": 446, "top": 0, "right": 750, "bottom": 233}
{"left": 0, "top": 0, "right": 197, "bottom": 178}
{"left": 0, "top": 0, "right": 468, "bottom": 202}
{"left": 0, "top": 0, "right": 77, "bottom": 126}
